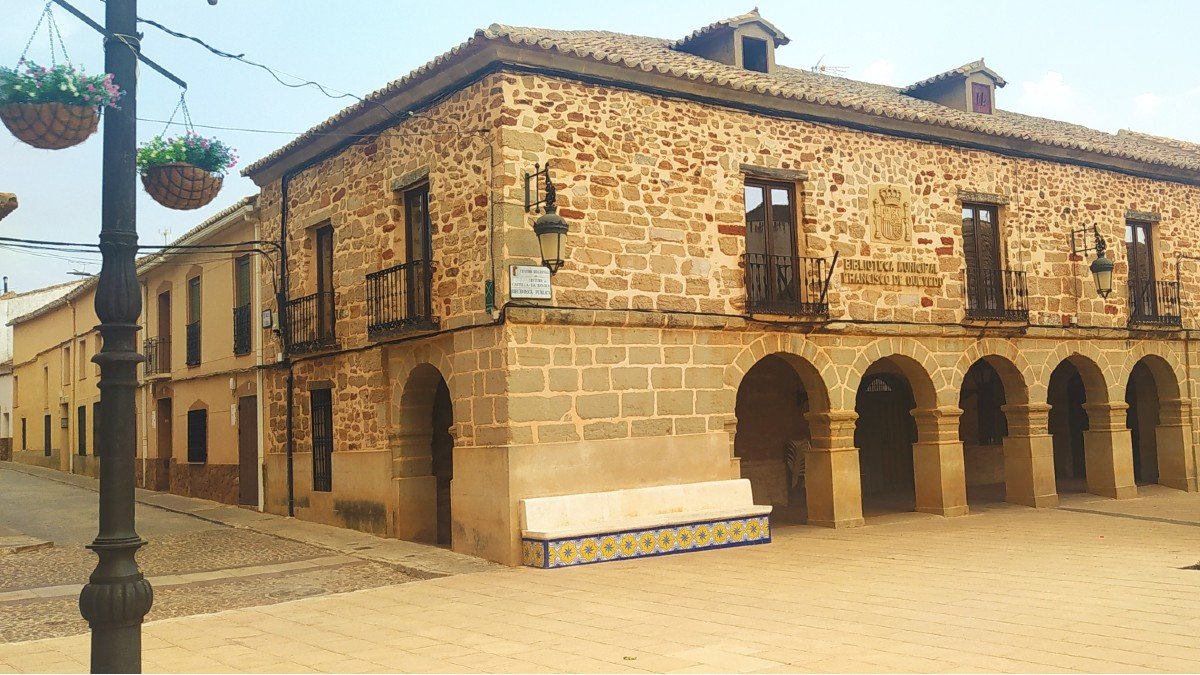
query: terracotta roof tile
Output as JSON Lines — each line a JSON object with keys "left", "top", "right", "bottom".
{"left": 243, "top": 23, "right": 1200, "bottom": 177}
{"left": 900, "top": 59, "right": 1007, "bottom": 93}
{"left": 672, "top": 8, "right": 790, "bottom": 48}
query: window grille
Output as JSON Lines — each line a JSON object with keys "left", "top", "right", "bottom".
{"left": 187, "top": 409, "right": 208, "bottom": 463}
{"left": 311, "top": 388, "right": 334, "bottom": 492}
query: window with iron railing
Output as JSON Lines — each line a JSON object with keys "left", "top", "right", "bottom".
{"left": 366, "top": 259, "right": 438, "bottom": 337}
{"left": 284, "top": 291, "right": 336, "bottom": 353}
{"left": 744, "top": 253, "right": 831, "bottom": 316}
{"left": 962, "top": 203, "right": 1028, "bottom": 322}
{"left": 1129, "top": 279, "right": 1181, "bottom": 326}
{"left": 964, "top": 268, "right": 1029, "bottom": 322}
{"left": 143, "top": 337, "right": 171, "bottom": 376}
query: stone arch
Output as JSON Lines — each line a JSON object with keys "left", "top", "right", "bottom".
{"left": 1123, "top": 352, "right": 1192, "bottom": 491}
{"left": 955, "top": 353, "right": 1030, "bottom": 505}
{"left": 840, "top": 336, "right": 950, "bottom": 410}
{"left": 732, "top": 349, "right": 833, "bottom": 513}
{"left": 1114, "top": 346, "right": 1185, "bottom": 401}
{"left": 1036, "top": 343, "right": 1112, "bottom": 404}
{"left": 724, "top": 334, "right": 837, "bottom": 409}
{"left": 948, "top": 340, "right": 1034, "bottom": 406}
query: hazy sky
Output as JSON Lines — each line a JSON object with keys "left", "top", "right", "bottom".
{"left": 2, "top": 0, "right": 1198, "bottom": 292}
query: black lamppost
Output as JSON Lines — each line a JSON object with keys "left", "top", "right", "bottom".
{"left": 1071, "top": 223, "right": 1115, "bottom": 299}
{"left": 75, "top": 1, "right": 152, "bottom": 671}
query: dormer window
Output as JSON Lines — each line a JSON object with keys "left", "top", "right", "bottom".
{"left": 971, "top": 83, "right": 992, "bottom": 114}
{"left": 901, "top": 59, "right": 1006, "bottom": 114}
{"left": 673, "top": 9, "right": 789, "bottom": 74}
{"left": 742, "top": 37, "right": 768, "bottom": 73}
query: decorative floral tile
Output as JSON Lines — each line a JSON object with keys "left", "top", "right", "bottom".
{"left": 521, "top": 515, "right": 771, "bottom": 568}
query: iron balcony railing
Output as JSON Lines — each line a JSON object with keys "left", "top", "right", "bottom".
{"left": 284, "top": 290, "right": 336, "bottom": 353}
{"left": 233, "top": 304, "right": 252, "bottom": 355}
{"left": 744, "top": 253, "right": 831, "bottom": 316}
{"left": 965, "top": 268, "right": 1029, "bottom": 322}
{"left": 366, "top": 259, "right": 438, "bottom": 338}
{"left": 142, "top": 337, "right": 171, "bottom": 376}
{"left": 1129, "top": 278, "right": 1181, "bottom": 327}
{"left": 185, "top": 321, "right": 201, "bottom": 367}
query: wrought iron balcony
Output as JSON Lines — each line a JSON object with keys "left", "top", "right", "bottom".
{"left": 142, "top": 337, "right": 171, "bottom": 377}
{"left": 965, "top": 268, "right": 1029, "bottom": 322}
{"left": 1129, "top": 279, "right": 1181, "bottom": 327}
{"left": 744, "top": 253, "right": 830, "bottom": 316}
{"left": 284, "top": 290, "right": 337, "bottom": 353}
{"left": 185, "top": 321, "right": 201, "bottom": 367}
{"left": 233, "top": 304, "right": 252, "bottom": 355}
{"left": 366, "top": 260, "right": 438, "bottom": 338}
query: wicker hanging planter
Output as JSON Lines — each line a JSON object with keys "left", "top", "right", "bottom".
{"left": 0, "top": 102, "right": 100, "bottom": 149}
{"left": 141, "top": 162, "right": 223, "bottom": 211}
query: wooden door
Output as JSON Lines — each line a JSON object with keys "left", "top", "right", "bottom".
{"left": 315, "top": 225, "right": 335, "bottom": 341}
{"left": 1126, "top": 220, "right": 1155, "bottom": 315}
{"left": 744, "top": 181, "right": 799, "bottom": 305}
{"left": 963, "top": 204, "right": 1002, "bottom": 312}
{"left": 854, "top": 375, "right": 916, "bottom": 497}
{"left": 238, "top": 396, "right": 258, "bottom": 506}
{"left": 43, "top": 414, "right": 51, "bottom": 457}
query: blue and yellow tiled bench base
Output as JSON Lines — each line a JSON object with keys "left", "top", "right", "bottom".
{"left": 521, "top": 515, "right": 771, "bottom": 568}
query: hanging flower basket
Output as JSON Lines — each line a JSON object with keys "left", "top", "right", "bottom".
{"left": 0, "top": 61, "right": 121, "bottom": 149}
{"left": 140, "top": 163, "right": 223, "bottom": 210}
{"left": 137, "top": 133, "right": 237, "bottom": 211}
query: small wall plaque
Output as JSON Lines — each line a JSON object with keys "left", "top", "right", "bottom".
{"left": 510, "top": 265, "right": 552, "bottom": 300}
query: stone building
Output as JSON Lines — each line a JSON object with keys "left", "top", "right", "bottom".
{"left": 8, "top": 199, "right": 266, "bottom": 505}
{"left": 243, "top": 10, "right": 1200, "bottom": 565}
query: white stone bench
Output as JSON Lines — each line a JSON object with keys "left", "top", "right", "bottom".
{"left": 519, "top": 479, "right": 772, "bottom": 568}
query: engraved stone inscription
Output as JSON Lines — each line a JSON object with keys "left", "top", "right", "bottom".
{"left": 840, "top": 258, "right": 943, "bottom": 288}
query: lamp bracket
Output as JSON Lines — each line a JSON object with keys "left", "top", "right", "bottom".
{"left": 1070, "top": 224, "right": 1107, "bottom": 257}
{"left": 524, "top": 163, "right": 556, "bottom": 213}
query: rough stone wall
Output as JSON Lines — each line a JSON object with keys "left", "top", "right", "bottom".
{"left": 255, "top": 75, "right": 507, "bottom": 368}
{"left": 494, "top": 73, "right": 1200, "bottom": 328}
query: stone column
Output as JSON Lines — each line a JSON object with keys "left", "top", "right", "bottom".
{"left": 1000, "top": 403, "right": 1059, "bottom": 508}
{"left": 803, "top": 411, "right": 864, "bottom": 528}
{"left": 724, "top": 417, "right": 743, "bottom": 481}
{"left": 1155, "top": 399, "right": 1197, "bottom": 492}
{"left": 911, "top": 407, "right": 968, "bottom": 517}
{"left": 1081, "top": 402, "right": 1137, "bottom": 499}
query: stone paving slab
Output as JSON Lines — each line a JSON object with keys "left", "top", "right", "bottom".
{"left": 3, "top": 486, "right": 1200, "bottom": 673}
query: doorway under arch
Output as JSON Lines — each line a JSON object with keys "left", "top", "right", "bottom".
{"left": 395, "top": 364, "right": 455, "bottom": 546}
{"left": 854, "top": 363, "right": 921, "bottom": 516}
{"left": 1125, "top": 361, "right": 1159, "bottom": 486}
{"left": 957, "top": 357, "right": 1029, "bottom": 505}
{"left": 1048, "top": 360, "right": 1089, "bottom": 493}
{"left": 734, "top": 353, "right": 828, "bottom": 523}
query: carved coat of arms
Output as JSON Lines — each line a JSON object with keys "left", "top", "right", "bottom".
{"left": 869, "top": 184, "right": 912, "bottom": 245}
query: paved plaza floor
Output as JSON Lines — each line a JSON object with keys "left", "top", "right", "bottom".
{"left": 2, "top": 478, "right": 1199, "bottom": 673}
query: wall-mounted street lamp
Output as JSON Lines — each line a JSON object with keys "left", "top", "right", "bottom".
{"left": 1071, "top": 223, "right": 1115, "bottom": 299}
{"left": 524, "top": 163, "right": 568, "bottom": 274}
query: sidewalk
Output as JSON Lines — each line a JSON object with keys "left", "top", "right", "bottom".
{"left": 3, "top": 480, "right": 1200, "bottom": 673}
{"left": 0, "top": 462, "right": 495, "bottom": 579}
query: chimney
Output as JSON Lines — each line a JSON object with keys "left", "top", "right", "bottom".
{"left": 2, "top": 276, "right": 7, "bottom": 294}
